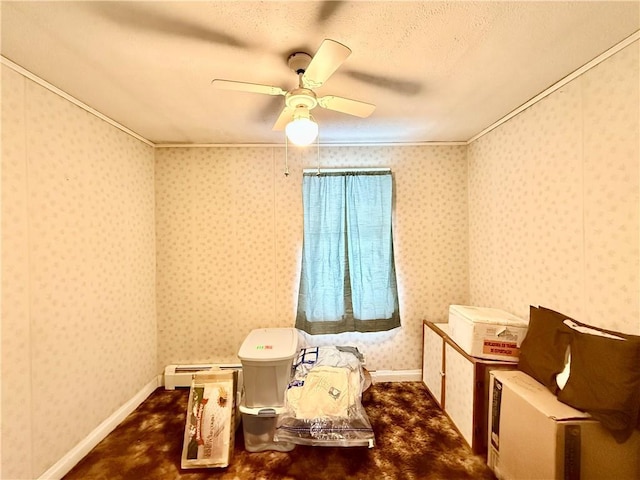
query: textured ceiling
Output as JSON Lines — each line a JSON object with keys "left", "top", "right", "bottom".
{"left": 1, "top": 1, "right": 639, "bottom": 145}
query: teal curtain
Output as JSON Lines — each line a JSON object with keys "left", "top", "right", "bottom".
{"left": 296, "top": 171, "right": 400, "bottom": 334}
{"left": 300, "top": 174, "right": 346, "bottom": 322}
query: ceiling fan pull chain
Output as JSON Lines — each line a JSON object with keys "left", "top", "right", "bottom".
{"left": 284, "top": 135, "right": 290, "bottom": 177}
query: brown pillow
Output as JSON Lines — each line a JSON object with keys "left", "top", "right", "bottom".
{"left": 559, "top": 319, "right": 640, "bottom": 431}
{"left": 517, "top": 306, "right": 573, "bottom": 394}
{"left": 557, "top": 329, "right": 640, "bottom": 443}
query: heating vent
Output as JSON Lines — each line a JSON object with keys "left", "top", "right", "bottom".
{"left": 164, "top": 364, "right": 242, "bottom": 390}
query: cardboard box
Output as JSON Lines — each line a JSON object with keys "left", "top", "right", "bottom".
{"left": 181, "top": 370, "right": 237, "bottom": 469}
{"left": 488, "top": 370, "right": 640, "bottom": 480}
{"left": 448, "top": 305, "right": 528, "bottom": 361}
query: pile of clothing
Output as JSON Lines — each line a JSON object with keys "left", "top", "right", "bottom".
{"left": 274, "top": 346, "right": 375, "bottom": 448}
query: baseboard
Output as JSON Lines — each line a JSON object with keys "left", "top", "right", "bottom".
{"left": 38, "top": 376, "right": 159, "bottom": 480}
{"left": 370, "top": 369, "right": 422, "bottom": 383}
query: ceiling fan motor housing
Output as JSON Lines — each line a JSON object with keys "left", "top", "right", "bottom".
{"left": 287, "top": 52, "right": 313, "bottom": 74}
{"left": 286, "top": 89, "right": 318, "bottom": 110}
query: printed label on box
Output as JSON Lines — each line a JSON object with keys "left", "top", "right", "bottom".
{"left": 483, "top": 340, "right": 518, "bottom": 357}
{"left": 491, "top": 378, "right": 502, "bottom": 451}
{"left": 564, "top": 425, "right": 582, "bottom": 480}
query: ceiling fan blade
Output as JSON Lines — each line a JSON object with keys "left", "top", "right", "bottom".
{"left": 272, "top": 107, "right": 294, "bottom": 131}
{"left": 317, "top": 1, "right": 346, "bottom": 24}
{"left": 342, "top": 70, "right": 423, "bottom": 96}
{"left": 90, "top": 3, "right": 250, "bottom": 49}
{"left": 211, "top": 80, "right": 286, "bottom": 96}
{"left": 258, "top": 96, "right": 286, "bottom": 122}
{"left": 302, "top": 39, "right": 351, "bottom": 89}
{"left": 317, "top": 96, "right": 375, "bottom": 118}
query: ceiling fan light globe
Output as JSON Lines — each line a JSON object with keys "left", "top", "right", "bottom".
{"left": 285, "top": 117, "right": 318, "bottom": 146}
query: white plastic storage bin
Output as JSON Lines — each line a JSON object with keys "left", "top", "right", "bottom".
{"left": 237, "top": 328, "right": 299, "bottom": 408}
{"left": 448, "top": 305, "right": 528, "bottom": 362}
{"left": 239, "top": 403, "right": 295, "bottom": 452}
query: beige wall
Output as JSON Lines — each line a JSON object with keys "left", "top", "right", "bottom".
{"left": 2, "top": 36, "right": 638, "bottom": 480}
{"left": 1, "top": 65, "right": 157, "bottom": 479}
{"left": 155, "top": 145, "right": 469, "bottom": 372}
{"left": 468, "top": 41, "right": 640, "bottom": 334}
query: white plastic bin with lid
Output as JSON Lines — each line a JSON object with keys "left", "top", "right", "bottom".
{"left": 239, "top": 402, "right": 295, "bottom": 452}
{"left": 448, "top": 305, "right": 528, "bottom": 361}
{"left": 237, "top": 328, "right": 299, "bottom": 408}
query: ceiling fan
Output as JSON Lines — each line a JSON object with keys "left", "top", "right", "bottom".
{"left": 211, "top": 39, "right": 376, "bottom": 145}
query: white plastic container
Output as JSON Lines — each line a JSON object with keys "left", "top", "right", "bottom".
{"left": 239, "top": 403, "right": 295, "bottom": 452}
{"left": 448, "top": 305, "right": 528, "bottom": 362}
{"left": 237, "top": 328, "right": 299, "bottom": 407}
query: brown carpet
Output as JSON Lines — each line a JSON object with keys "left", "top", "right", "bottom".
{"left": 64, "top": 382, "right": 496, "bottom": 480}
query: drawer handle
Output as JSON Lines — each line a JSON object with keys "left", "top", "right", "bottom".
{"left": 440, "top": 371, "right": 445, "bottom": 377}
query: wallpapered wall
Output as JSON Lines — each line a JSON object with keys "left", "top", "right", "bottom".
{"left": 2, "top": 36, "right": 638, "bottom": 480}
{"left": 155, "top": 145, "right": 469, "bottom": 372}
{"left": 468, "top": 41, "right": 639, "bottom": 335}
{"left": 1, "top": 66, "right": 157, "bottom": 479}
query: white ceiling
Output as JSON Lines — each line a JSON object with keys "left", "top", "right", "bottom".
{"left": 2, "top": 1, "right": 639, "bottom": 145}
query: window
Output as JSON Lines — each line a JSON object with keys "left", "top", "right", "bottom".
{"left": 295, "top": 170, "right": 401, "bottom": 335}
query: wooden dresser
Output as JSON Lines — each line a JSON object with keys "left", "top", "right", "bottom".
{"left": 422, "top": 320, "right": 518, "bottom": 456}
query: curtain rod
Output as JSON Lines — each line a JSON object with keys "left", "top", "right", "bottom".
{"left": 302, "top": 168, "right": 391, "bottom": 173}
